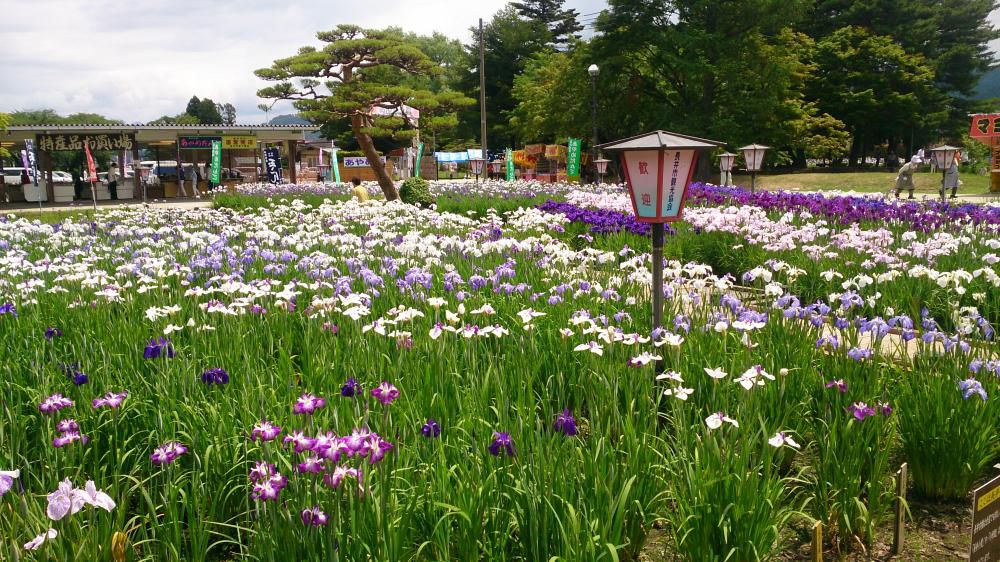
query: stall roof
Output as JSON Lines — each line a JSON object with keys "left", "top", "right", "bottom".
{"left": 0, "top": 123, "right": 320, "bottom": 144}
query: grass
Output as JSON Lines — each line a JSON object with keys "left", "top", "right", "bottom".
{"left": 733, "top": 170, "right": 996, "bottom": 195}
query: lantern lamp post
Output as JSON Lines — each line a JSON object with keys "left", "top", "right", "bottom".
{"left": 598, "top": 130, "right": 723, "bottom": 372}
{"left": 594, "top": 157, "right": 610, "bottom": 184}
{"left": 489, "top": 160, "right": 503, "bottom": 175}
{"left": 718, "top": 152, "right": 736, "bottom": 187}
{"left": 739, "top": 144, "right": 769, "bottom": 193}
{"left": 469, "top": 157, "right": 486, "bottom": 184}
{"left": 929, "top": 144, "right": 959, "bottom": 202}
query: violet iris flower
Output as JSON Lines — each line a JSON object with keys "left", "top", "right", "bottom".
{"left": 421, "top": 418, "right": 441, "bottom": 438}
{"left": 489, "top": 431, "right": 515, "bottom": 457}
{"left": 150, "top": 441, "right": 187, "bottom": 465}
{"left": 553, "top": 409, "right": 578, "bottom": 436}
{"left": 0, "top": 469, "right": 19, "bottom": 496}
{"left": 44, "top": 327, "right": 62, "bottom": 339}
{"left": 340, "top": 377, "right": 361, "bottom": 398}
{"left": 60, "top": 364, "right": 88, "bottom": 386}
{"left": 959, "top": 378, "right": 988, "bottom": 401}
{"left": 39, "top": 393, "right": 74, "bottom": 415}
{"left": 824, "top": 379, "right": 848, "bottom": 393}
{"left": 250, "top": 420, "right": 281, "bottom": 442}
{"left": 847, "top": 402, "right": 877, "bottom": 421}
{"left": 144, "top": 337, "right": 176, "bottom": 359}
{"left": 0, "top": 303, "right": 16, "bottom": 317}
{"left": 92, "top": 391, "right": 128, "bottom": 409}
{"left": 200, "top": 368, "right": 230, "bottom": 386}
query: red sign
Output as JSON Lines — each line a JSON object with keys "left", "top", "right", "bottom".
{"left": 84, "top": 142, "right": 98, "bottom": 183}
{"left": 970, "top": 114, "right": 1000, "bottom": 142}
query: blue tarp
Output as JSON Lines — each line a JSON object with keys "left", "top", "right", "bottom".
{"left": 434, "top": 149, "right": 483, "bottom": 163}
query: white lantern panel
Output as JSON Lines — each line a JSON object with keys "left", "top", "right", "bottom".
{"left": 719, "top": 154, "right": 735, "bottom": 172}
{"left": 661, "top": 149, "right": 695, "bottom": 220}
{"left": 622, "top": 150, "right": 661, "bottom": 219}
{"left": 743, "top": 148, "right": 765, "bottom": 171}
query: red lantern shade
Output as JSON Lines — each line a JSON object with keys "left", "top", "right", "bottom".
{"left": 597, "top": 131, "right": 722, "bottom": 223}
{"left": 594, "top": 158, "right": 610, "bottom": 175}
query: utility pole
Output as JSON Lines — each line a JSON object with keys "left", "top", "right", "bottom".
{"left": 479, "top": 18, "right": 488, "bottom": 162}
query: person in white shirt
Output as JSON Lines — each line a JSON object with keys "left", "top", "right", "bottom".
{"left": 106, "top": 162, "right": 120, "bottom": 200}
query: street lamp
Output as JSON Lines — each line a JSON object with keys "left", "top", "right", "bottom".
{"left": 930, "top": 144, "right": 959, "bottom": 202}
{"left": 594, "top": 157, "right": 610, "bottom": 184}
{"left": 469, "top": 157, "right": 486, "bottom": 183}
{"left": 489, "top": 160, "right": 503, "bottom": 175}
{"left": 598, "top": 130, "right": 723, "bottom": 372}
{"left": 739, "top": 144, "right": 769, "bottom": 193}
{"left": 718, "top": 152, "right": 736, "bottom": 187}
{"left": 588, "top": 63, "right": 600, "bottom": 184}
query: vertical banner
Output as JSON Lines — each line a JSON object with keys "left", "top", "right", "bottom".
{"left": 84, "top": 142, "right": 97, "bottom": 182}
{"left": 566, "top": 138, "right": 582, "bottom": 182}
{"left": 505, "top": 148, "right": 515, "bottom": 181}
{"left": 210, "top": 140, "right": 222, "bottom": 184}
{"left": 24, "top": 140, "right": 39, "bottom": 186}
{"left": 415, "top": 142, "right": 424, "bottom": 178}
{"left": 330, "top": 148, "right": 341, "bottom": 183}
{"left": 264, "top": 147, "right": 282, "bottom": 184}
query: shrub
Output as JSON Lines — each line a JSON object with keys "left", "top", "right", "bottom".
{"left": 399, "top": 177, "right": 434, "bottom": 207}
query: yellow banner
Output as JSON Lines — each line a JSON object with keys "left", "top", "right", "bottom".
{"left": 222, "top": 136, "right": 257, "bottom": 150}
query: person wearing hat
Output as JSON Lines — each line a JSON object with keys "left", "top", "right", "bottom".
{"left": 894, "top": 155, "right": 921, "bottom": 199}
{"left": 943, "top": 151, "right": 961, "bottom": 199}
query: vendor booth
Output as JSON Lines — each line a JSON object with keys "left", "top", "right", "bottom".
{"left": 0, "top": 123, "right": 318, "bottom": 203}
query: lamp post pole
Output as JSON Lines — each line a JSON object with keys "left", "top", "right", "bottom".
{"left": 651, "top": 222, "right": 664, "bottom": 372}
{"left": 588, "top": 64, "right": 599, "bottom": 184}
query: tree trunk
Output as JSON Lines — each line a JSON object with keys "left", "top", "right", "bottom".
{"left": 351, "top": 114, "right": 399, "bottom": 200}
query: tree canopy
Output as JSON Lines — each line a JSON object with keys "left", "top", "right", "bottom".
{"left": 255, "top": 25, "right": 473, "bottom": 199}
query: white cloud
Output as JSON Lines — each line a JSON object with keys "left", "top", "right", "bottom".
{"left": 1, "top": 0, "right": 610, "bottom": 123}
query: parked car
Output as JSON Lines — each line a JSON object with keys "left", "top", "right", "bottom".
{"left": 52, "top": 171, "right": 73, "bottom": 183}
{"left": 2, "top": 167, "right": 33, "bottom": 186}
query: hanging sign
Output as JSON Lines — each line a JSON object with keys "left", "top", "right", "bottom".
{"left": 179, "top": 136, "right": 221, "bottom": 149}
{"left": 38, "top": 133, "right": 134, "bottom": 152}
{"left": 970, "top": 114, "right": 1000, "bottom": 142}
{"left": 343, "top": 156, "right": 387, "bottom": 168}
{"left": 567, "top": 138, "right": 582, "bottom": 180}
{"left": 264, "top": 147, "right": 282, "bottom": 184}
{"left": 505, "top": 148, "right": 514, "bottom": 181}
{"left": 24, "top": 139, "right": 39, "bottom": 186}
{"left": 222, "top": 136, "right": 257, "bottom": 150}
{"left": 210, "top": 140, "right": 222, "bottom": 184}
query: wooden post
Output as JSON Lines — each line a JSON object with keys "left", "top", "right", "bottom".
{"left": 892, "top": 463, "right": 908, "bottom": 555}
{"left": 286, "top": 140, "right": 298, "bottom": 184}
{"left": 812, "top": 521, "right": 823, "bottom": 562}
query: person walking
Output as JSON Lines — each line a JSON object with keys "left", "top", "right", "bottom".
{"left": 894, "top": 155, "right": 919, "bottom": 199}
{"left": 177, "top": 165, "right": 190, "bottom": 197}
{"left": 107, "top": 161, "right": 120, "bottom": 200}
{"left": 943, "top": 151, "right": 961, "bottom": 200}
{"left": 190, "top": 165, "right": 201, "bottom": 198}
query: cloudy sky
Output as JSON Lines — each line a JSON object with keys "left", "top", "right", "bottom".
{"left": 1, "top": 1, "right": 996, "bottom": 124}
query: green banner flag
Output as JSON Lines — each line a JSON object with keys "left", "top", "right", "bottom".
{"left": 415, "top": 142, "right": 424, "bottom": 178}
{"left": 567, "top": 138, "right": 582, "bottom": 180}
{"left": 210, "top": 140, "right": 222, "bottom": 184}
{"left": 331, "top": 149, "right": 341, "bottom": 183}
{"left": 505, "top": 148, "right": 515, "bottom": 181}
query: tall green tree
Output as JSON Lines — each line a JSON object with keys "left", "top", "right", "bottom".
{"left": 591, "top": 0, "right": 812, "bottom": 174}
{"left": 217, "top": 103, "right": 237, "bottom": 125}
{"left": 512, "top": 0, "right": 583, "bottom": 46}
{"left": 806, "top": 26, "right": 938, "bottom": 165}
{"left": 256, "top": 25, "right": 473, "bottom": 199}
{"left": 185, "top": 96, "right": 224, "bottom": 124}
{"left": 508, "top": 44, "right": 592, "bottom": 143}
{"left": 0, "top": 113, "right": 10, "bottom": 159}
{"left": 457, "top": 6, "right": 550, "bottom": 150}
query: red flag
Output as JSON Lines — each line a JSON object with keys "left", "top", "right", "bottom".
{"left": 84, "top": 141, "right": 97, "bottom": 182}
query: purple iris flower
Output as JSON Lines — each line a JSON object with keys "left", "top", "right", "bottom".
{"left": 44, "top": 327, "right": 62, "bottom": 340}
{"left": 0, "top": 303, "right": 16, "bottom": 317}
{"left": 340, "top": 377, "right": 361, "bottom": 398}
{"left": 959, "top": 378, "right": 988, "bottom": 401}
{"left": 297, "top": 456, "right": 325, "bottom": 474}
{"left": 847, "top": 402, "right": 877, "bottom": 421}
{"left": 553, "top": 409, "right": 578, "bottom": 436}
{"left": 92, "top": 391, "right": 128, "bottom": 409}
{"left": 61, "top": 364, "right": 89, "bottom": 386}
{"left": 56, "top": 419, "right": 79, "bottom": 433}
{"left": 825, "top": 379, "right": 848, "bottom": 393}
{"left": 39, "top": 393, "right": 74, "bottom": 415}
{"left": 150, "top": 441, "right": 187, "bottom": 465}
{"left": 421, "top": 418, "right": 441, "bottom": 438}
{"left": 200, "top": 368, "right": 230, "bottom": 386}
{"left": 293, "top": 393, "right": 326, "bottom": 415}
{"left": 53, "top": 431, "right": 88, "bottom": 448}
{"left": 301, "top": 506, "right": 329, "bottom": 527}
{"left": 847, "top": 347, "right": 872, "bottom": 361}
{"left": 144, "top": 337, "right": 176, "bottom": 360}
{"left": 489, "top": 431, "right": 515, "bottom": 457}
{"left": 371, "top": 382, "right": 400, "bottom": 405}
{"left": 250, "top": 420, "right": 282, "bottom": 442}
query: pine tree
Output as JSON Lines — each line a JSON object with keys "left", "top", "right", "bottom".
{"left": 511, "top": 0, "right": 583, "bottom": 46}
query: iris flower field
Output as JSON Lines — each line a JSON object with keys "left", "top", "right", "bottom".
{"left": 1, "top": 180, "right": 997, "bottom": 561}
